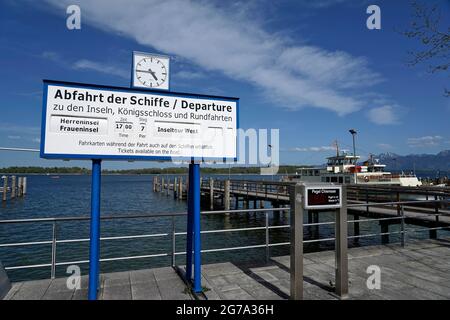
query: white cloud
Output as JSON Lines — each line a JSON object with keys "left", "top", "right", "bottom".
{"left": 283, "top": 146, "right": 335, "bottom": 152}
{"left": 7, "top": 135, "right": 21, "bottom": 140}
{"left": 44, "top": 0, "right": 383, "bottom": 116}
{"left": 367, "top": 105, "right": 400, "bottom": 125}
{"left": 407, "top": 135, "right": 443, "bottom": 148}
{"left": 0, "top": 124, "right": 40, "bottom": 135}
{"left": 173, "top": 70, "right": 205, "bottom": 80}
{"left": 377, "top": 143, "right": 393, "bottom": 150}
{"left": 32, "top": 137, "right": 41, "bottom": 143}
{"left": 73, "top": 59, "right": 129, "bottom": 79}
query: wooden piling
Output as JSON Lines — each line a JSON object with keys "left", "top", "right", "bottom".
{"left": 174, "top": 177, "right": 178, "bottom": 199}
{"left": 10, "top": 176, "right": 16, "bottom": 199}
{"left": 224, "top": 180, "right": 230, "bottom": 212}
{"left": 380, "top": 222, "right": 389, "bottom": 244}
{"left": 353, "top": 214, "right": 360, "bottom": 243}
{"left": 153, "top": 176, "right": 157, "bottom": 192}
{"left": 178, "top": 177, "right": 183, "bottom": 199}
{"left": 18, "top": 177, "right": 23, "bottom": 197}
{"left": 160, "top": 177, "right": 164, "bottom": 193}
{"left": 2, "top": 176, "right": 7, "bottom": 202}
{"left": 166, "top": 178, "right": 170, "bottom": 196}
{"left": 22, "top": 177, "right": 27, "bottom": 195}
{"left": 209, "top": 178, "right": 214, "bottom": 210}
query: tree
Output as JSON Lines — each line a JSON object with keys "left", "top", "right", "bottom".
{"left": 400, "top": 1, "right": 449, "bottom": 96}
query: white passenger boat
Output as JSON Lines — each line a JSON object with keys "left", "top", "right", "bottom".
{"left": 283, "top": 152, "right": 422, "bottom": 187}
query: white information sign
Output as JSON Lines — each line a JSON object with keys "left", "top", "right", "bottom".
{"left": 41, "top": 81, "right": 238, "bottom": 161}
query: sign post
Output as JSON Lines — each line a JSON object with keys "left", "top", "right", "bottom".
{"left": 185, "top": 162, "right": 202, "bottom": 293}
{"left": 290, "top": 183, "right": 347, "bottom": 299}
{"left": 88, "top": 159, "right": 101, "bottom": 300}
{"left": 185, "top": 164, "right": 194, "bottom": 282}
{"left": 191, "top": 162, "right": 202, "bottom": 293}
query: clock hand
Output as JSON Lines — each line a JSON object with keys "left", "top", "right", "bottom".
{"left": 148, "top": 69, "right": 158, "bottom": 81}
{"left": 136, "top": 69, "right": 159, "bottom": 81}
{"left": 136, "top": 70, "right": 155, "bottom": 74}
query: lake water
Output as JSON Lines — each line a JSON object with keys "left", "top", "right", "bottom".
{"left": 0, "top": 174, "right": 444, "bottom": 282}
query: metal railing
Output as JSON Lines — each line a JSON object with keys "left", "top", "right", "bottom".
{"left": 0, "top": 199, "right": 449, "bottom": 280}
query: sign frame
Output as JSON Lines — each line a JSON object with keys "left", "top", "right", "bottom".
{"left": 40, "top": 79, "right": 239, "bottom": 162}
{"left": 303, "top": 184, "right": 342, "bottom": 210}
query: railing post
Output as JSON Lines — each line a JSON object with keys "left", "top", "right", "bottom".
{"left": 401, "top": 205, "right": 405, "bottom": 247}
{"left": 265, "top": 211, "right": 269, "bottom": 264}
{"left": 290, "top": 183, "right": 303, "bottom": 300}
{"left": 171, "top": 216, "right": 176, "bottom": 267}
{"left": 51, "top": 221, "right": 57, "bottom": 279}
{"left": 335, "top": 185, "right": 348, "bottom": 298}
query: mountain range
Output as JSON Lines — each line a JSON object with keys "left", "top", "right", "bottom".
{"left": 374, "top": 150, "right": 450, "bottom": 172}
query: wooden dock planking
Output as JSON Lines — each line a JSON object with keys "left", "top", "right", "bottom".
{"left": 5, "top": 238, "right": 450, "bottom": 300}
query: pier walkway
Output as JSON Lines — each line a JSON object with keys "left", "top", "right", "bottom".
{"left": 5, "top": 237, "right": 450, "bottom": 300}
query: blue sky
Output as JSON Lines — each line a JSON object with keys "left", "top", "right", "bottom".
{"left": 0, "top": 0, "right": 449, "bottom": 169}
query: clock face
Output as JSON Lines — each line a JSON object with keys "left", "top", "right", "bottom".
{"left": 135, "top": 56, "right": 168, "bottom": 89}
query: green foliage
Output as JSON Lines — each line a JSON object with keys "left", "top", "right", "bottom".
{"left": 0, "top": 165, "right": 302, "bottom": 175}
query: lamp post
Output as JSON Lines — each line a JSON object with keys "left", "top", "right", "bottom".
{"left": 349, "top": 129, "right": 357, "bottom": 184}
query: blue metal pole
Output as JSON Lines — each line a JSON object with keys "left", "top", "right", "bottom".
{"left": 192, "top": 163, "right": 202, "bottom": 293}
{"left": 88, "top": 159, "right": 101, "bottom": 300}
{"left": 185, "top": 164, "right": 194, "bottom": 282}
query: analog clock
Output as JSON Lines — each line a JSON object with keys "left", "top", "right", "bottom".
{"left": 132, "top": 52, "right": 170, "bottom": 90}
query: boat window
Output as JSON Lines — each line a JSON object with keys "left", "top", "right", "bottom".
{"left": 345, "top": 177, "right": 351, "bottom": 183}
{"left": 326, "top": 177, "right": 330, "bottom": 182}
{"left": 321, "top": 177, "right": 326, "bottom": 182}
{"left": 339, "top": 177, "right": 343, "bottom": 183}
{"left": 314, "top": 170, "right": 319, "bottom": 176}
{"left": 331, "top": 177, "right": 338, "bottom": 183}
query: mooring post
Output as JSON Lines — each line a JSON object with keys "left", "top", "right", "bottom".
{"left": 161, "top": 177, "right": 164, "bottom": 193}
{"left": 2, "top": 176, "right": 7, "bottom": 202}
{"left": 10, "top": 176, "right": 16, "bottom": 199}
{"left": 209, "top": 178, "right": 214, "bottom": 210}
{"left": 22, "top": 177, "right": 27, "bottom": 195}
{"left": 153, "top": 176, "right": 157, "bottom": 192}
{"left": 88, "top": 159, "right": 102, "bottom": 300}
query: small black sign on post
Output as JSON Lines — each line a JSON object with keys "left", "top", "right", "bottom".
{"left": 290, "top": 183, "right": 348, "bottom": 300}
{"left": 304, "top": 186, "right": 342, "bottom": 209}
